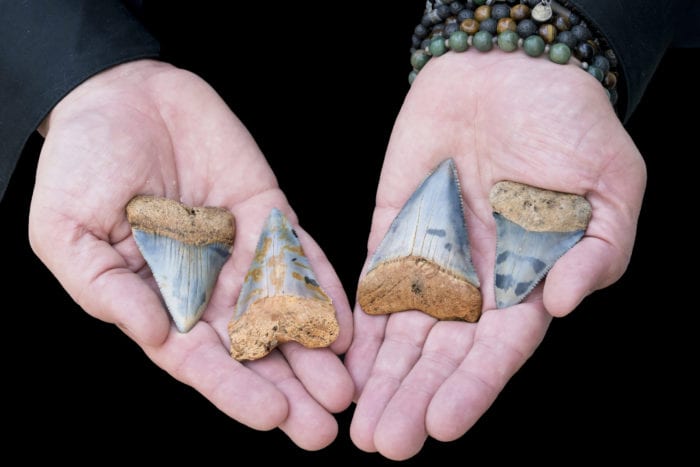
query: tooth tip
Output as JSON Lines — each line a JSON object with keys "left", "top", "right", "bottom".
{"left": 362, "top": 158, "right": 480, "bottom": 320}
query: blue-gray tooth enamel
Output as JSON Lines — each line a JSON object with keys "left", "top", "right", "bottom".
{"left": 126, "top": 195, "right": 235, "bottom": 333}
{"left": 490, "top": 181, "right": 592, "bottom": 308}
{"left": 357, "top": 158, "right": 482, "bottom": 322}
{"left": 228, "top": 208, "right": 338, "bottom": 361}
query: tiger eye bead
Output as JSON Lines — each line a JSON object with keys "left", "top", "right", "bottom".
{"left": 473, "top": 30, "right": 494, "bottom": 51}
{"left": 497, "top": 17, "right": 517, "bottom": 33}
{"left": 538, "top": 23, "right": 557, "bottom": 43}
{"left": 491, "top": 3, "right": 511, "bottom": 20}
{"left": 474, "top": 5, "right": 491, "bottom": 22}
{"left": 553, "top": 15, "right": 570, "bottom": 31}
{"left": 574, "top": 41, "right": 595, "bottom": 61}
{"left": 603, "top": 71, "right": 618, "bottom": 89}
{"left": 460, "top": 18, "right": 480, "bottom": 34}
{"left": 510, "top": 4, "right": 530, "bottom": 21}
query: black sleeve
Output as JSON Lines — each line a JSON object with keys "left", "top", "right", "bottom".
{"left": 568, "top": 0, "right": 697, "bottom": 123}
{"left": 0, "top": 0, "right": 161, "bottom": 200}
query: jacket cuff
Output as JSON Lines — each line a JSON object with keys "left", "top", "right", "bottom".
{"left": 566, "top": 0, "right": 679, "bottom": 123}
{"left": 0, "top": 1, "right": 160, "bottom": 200}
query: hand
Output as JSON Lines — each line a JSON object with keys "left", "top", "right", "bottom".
{"left": 345, "top": 51, "right": 646, "bottom": 460}
{"left": 29, "top": 59, "right": 353, "bottom": 450}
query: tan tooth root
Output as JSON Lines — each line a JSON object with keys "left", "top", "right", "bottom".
{"left": 490, "top": 181, "right": 591, "bottom": 232}
{"left": 357, "top": 256, "right": 482, "bottom": 322}
{"left": 126, "top": 195, "right": 235, "bottom": 246}
{"left": 228, "top": 296, "right": 339, "bottom": 361}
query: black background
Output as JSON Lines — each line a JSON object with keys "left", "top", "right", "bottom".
{"left": 3, "top": 3, "right": 695, "bottom": 463}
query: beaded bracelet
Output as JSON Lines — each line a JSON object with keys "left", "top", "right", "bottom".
{"left": 409, "top": 0, "right": 619, "bottom": 109}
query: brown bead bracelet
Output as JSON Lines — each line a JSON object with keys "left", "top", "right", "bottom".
{"left": 409, "top": 0, "right": 620, "bottom": 109}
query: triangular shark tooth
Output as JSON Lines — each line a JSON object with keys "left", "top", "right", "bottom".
{"left": 126, "top": 195, "right": 235, "bottom": 333}
{"left": 357, "top": 158, "right": 482, "bottom": 322}
{"left": 490, "top": 181, "right": 592, "bottom": 308}
{"left": 228, "top": 208, "right": 339, "bottom": 361}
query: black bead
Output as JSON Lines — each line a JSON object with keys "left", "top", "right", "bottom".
{"left": 568, "top": 12, "right": 581, "bottom": 25}
{"left": 421, "top": 38, "right": 432, "bottom": 50}
{"left": 414, "top": 24, "right": 428, "bottom": 38}
{"left": 571, "top": 24, "right": 592, "bottom": 42}
{"left": 574, "top": 41, "right": 595, "bottom": 61}
{"left": 605, "top": 49, "right": 619, "bottom": 68}
{"left": 491, "top": 3, "right": 511, "bottom": 19}
{"left": 457, "top": 8, "right": 474, "bottom": 21}
{"left": 526, "top": 0, "right": 540, "bottom": 7}
{"left": 517, "top": 19, "right": 538, "bottom": 38}
{"left": 591, "top": 55, "right": 610, "bottom": 74}
{"left": 609, "top": 88, "right": 618, "bottom": 106}
{"left": 556, "top": 30, "right": 577, "bottom": 48}
{"left": 444, "top": 22, "right": 461, "bottom": 36}
{"left": 450, "top": 2, "right": 465, "bottom": 14}
{"left": 421, "top": 14, "right": 433, "bottom": 27}
{"left": 505, "top": 0, "right": 519, "bottom": 5}
{"left": 412, "top": 35, "right": 423, "bottom": 49}
{"left": 437, "top": 5, "right": 452, "bottom": 20}
{"left": 480, "top": 17, "right": 498, "bottom": 34}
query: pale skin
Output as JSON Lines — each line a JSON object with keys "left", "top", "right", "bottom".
{"left": 30, "top": 59, "right": 354, "bottom": 451}
{"left": 29, "top": 49, "right": 646, "bottom": 458}
{"left": 344, "top": 51, "right": 647, "bottom": 460}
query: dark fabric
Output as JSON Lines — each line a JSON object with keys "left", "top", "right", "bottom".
{"left": 567, "top": 0, "right": 698, "bottom": 122}
{"left": 0, "top": 0, "right": 160, "bottom": 200}
{"left": 1, "top": 1, "right": 698, "bottom": 202}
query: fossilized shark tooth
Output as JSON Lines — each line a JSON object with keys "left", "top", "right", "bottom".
{"left": 126, "top": 195, "right": 235, "bottom": 333}
{"left": 357, "top": 158, "right": 482, "bottom": 322}
{"left": 228, "top": 208, "right": 339, "bottom": 361}
{"left": 490, "top": 181, "right": 592, "bottom": 308}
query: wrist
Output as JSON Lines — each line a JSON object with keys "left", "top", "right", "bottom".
{"left": 39, "top": 59, "right": 173, "bottom": 137}
{"left": 409, "top": 1, "right": 619, "bottom": 115}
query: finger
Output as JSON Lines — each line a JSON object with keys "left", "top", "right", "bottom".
{"left": 372, "top": 320, "right": 476, "bottom": 461}
{"left": 29, "top": 221, "right": 171, "bottom": 346}
{"left": 142, "top": 323, "right": 288, "bottom": 431}
{"left": 426, "top": 304, "right": 551, "bottom": 441}
{"left": 246, "top": 350, "right": 339, "bottom": 451}
{"left": 349, "top": 311, "right": 435, "bottom": 453}
{"left": 279, "top": 343, "right": 354, "bottom": 414}
{"left": 544, "top": 237, "right": 627, "bottom": 316}
{"left": 344, "top": 307, "right": 387, "bottom": 398}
